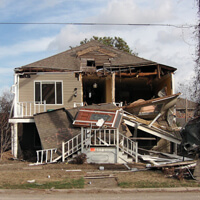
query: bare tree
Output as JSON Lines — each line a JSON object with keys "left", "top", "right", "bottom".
{"left": 80, "top": 36, "right": 138, "bottom": 55}
{"left": 0, "top": 90, "right": 13, "bottom": 160}
{"left": 176, "top": 81, "right": 197, "bottom": 102}
{"left": 194, "top": 0, "right": 200, "bottom": 103}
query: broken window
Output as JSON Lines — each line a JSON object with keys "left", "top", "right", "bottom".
{"left": 87, "top": 60, "right": 95, "bottom": 67}
{"left": 35, "top": 81, "right": 63, "bottom": 104}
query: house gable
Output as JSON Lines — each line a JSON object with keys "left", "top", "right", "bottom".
{"left": 15, "top": 40, "right": 176, "bottom": 74}
{"left": 78, "top": 48, "right": 117, "bottom": 71}
{"left": 77, "top": 46, "right": 117, "bottom": 58}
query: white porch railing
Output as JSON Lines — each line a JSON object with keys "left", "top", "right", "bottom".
{"left": 36, "top": 148, "right": 57, "bottom": 164}
{"left": 119, "top": 132, "right": 138, "bottom": 163}
{"left": 60, "top": 127, "right": 138, "bottom": 163}
{"left": 61, "top": 133, "right": 83, "bottom": 162}
{"left": 15, "top": 101, "right": 46, "bottom": 117}
{"left": 82, "top": 128, "right": 117, "bottom": 146}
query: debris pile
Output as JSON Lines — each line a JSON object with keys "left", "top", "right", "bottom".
{"left": 32, "top": 93, "right": 191, "bottom": 169}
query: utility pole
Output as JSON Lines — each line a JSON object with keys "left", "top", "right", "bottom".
{"left": 196, "top": 0, "right": 200, "bottom": 102}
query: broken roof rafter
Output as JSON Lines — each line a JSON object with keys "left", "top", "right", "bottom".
{"left": 115, "top": 71, "right": 158, "bottom": 77}
{"left": 109, "top": 62, "right": 176, "bottom": 72}
{"left": 81, "top": 70, "right": 158, "bottom": 78}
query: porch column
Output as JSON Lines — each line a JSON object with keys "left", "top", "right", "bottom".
{"left": 112, "top": 73, "right": 115, "bottom": 103}
{"left": 11, "top": 123, "right": 18, "bottom": 158}
{"left": 81, "top": 127, "right": 84, "bottom": 153}
{"left": 116, "top": 128, "right": 119, "bottom": 163}
{"left": 13, "top": 74, "right": 19, "bottom": 118}
{"left": 79, "top": 73, "right": 83, "bottom": 104}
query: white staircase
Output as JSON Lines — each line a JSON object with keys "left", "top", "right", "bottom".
{"left": 60, "top": 127, "right": 138, "bottom": 163}
{"left": 35, "top": 127, "right": 138, "bottom": 164}
{"left": 35, "top": 148, "right": 57, "bottom": 164}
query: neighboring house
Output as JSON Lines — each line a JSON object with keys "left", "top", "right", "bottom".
{"left": 9, "top": 40, "right": 177, "bottom": 162}
{"left": 176, "top": 98, "right": 198, "bottom": 127}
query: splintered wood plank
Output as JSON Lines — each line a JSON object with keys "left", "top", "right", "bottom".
{"left": 98, "top": 48, "right": 117, "bottom": 57}
{"left": 77, "top": 46, "right": 100, "bottom": 56}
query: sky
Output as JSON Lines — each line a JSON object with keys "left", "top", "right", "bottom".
{"left": 0, "top": 0, "right": 198, "bottom": 95}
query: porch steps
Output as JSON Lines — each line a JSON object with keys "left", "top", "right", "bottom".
{"left": 60, "top": 128, "right": 138, "bottom": 164}
{"left": 118, "top": 151, "right": 134, "bottom": 163}
{"left": 36, "top": 127, "right": 138, "bottom": 164}
{"left": 66, "top": 148, "right": 134, "bottom": 164}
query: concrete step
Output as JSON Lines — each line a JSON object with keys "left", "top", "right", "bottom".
{"left": 118, "top": 151, "right": 133, "bottom": 163}
{"left": 64, "top": 146, "right": 135, "bottom": 164}
{"left": 71, "top": 151, "right": 81, "bottom": 158}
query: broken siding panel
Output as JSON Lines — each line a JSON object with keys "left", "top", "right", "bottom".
{"left": 80, "top": 51, "right": 111, "bottom": 66}
{"left": 19, "top": 73, "right": 82, "bottom": 112}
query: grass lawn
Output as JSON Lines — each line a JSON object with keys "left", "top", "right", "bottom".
{"left": 0, "top": 177, "right": 84, "bottom": 189}
{"left": 117, "top": 170, "right": 200, "bottom": 188}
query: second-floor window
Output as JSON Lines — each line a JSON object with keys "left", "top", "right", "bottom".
{"left": 35, "top": 81, "right": 63, "bottom": 104}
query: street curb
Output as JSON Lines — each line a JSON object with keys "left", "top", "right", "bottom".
{"left": 54, "top": 187, "right": 200, "bottom": 193}
{"left": 0, "top": 187, "right": 200, "bottom": 194}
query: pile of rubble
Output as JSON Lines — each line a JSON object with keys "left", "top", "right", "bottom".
{"left": 31, "top": 92, "right": 200, "bottom": 181}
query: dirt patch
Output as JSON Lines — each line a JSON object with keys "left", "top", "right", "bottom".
{"left": 0, "top": 159, "right": 144, "bottom": 187}
{"left": 0, "top": 157, "right": 199, "bottom": 189}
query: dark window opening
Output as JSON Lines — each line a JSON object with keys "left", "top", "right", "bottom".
{"left": 83, "top": 79, "right": 105, "bottom": 105}
{"left": 35, "top": 81, "right": 62, "bottom": 104}
{"left": 35, "top": 82, "right": 40, "bottom": 102}
{"left": 42, "top": 83, "right": 55, "bottom": 104}
{"left": 56, "top": 82, "right": 62, "bottom": 104}
{"left": 87, "top": 60, "right": 95, "bottom": 67}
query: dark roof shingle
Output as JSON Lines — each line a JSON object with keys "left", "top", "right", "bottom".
{"left": 16, "top": 40, "right": 176, "bottom": 72}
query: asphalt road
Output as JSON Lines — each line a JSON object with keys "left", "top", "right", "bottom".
{"left": 0, "top": 190, "right": 200, "bottom": 200}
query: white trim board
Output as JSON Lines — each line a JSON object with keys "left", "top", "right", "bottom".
{"left": 9, "top": 118, "right": 35, "bottom": 123}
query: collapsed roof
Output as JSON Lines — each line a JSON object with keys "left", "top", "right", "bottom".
{"left": 33, "top": 93, "right": 181, "bottom": 161}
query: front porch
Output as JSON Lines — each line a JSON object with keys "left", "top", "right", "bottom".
{"left": 36, "top": 127, "right": 138, "bottom": 164}
{"left": 14, "top": 101, "right": 47, "bottom": 118}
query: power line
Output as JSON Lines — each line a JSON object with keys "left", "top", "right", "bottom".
{"left": 0, "top": 22, "right": 196, "bottom": 28}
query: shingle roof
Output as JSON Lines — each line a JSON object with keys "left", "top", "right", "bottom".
{"left": 16, "top": 40, "right": 176, "bottom": 72}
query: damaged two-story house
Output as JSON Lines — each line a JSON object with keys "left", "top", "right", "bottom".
{"left": 9, "top": 40, "right": 181, "bottom": 164}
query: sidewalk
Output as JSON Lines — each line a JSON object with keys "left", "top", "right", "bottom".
{"left": 0, "top": 187, "right": 200, "bottom": 194}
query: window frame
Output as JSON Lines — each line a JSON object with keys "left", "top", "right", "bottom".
{"left": 34, "top": 80, "right": 63, "bottom": 105}
{"left": 87, "top": 59, "right": 95, "bottom": 67}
